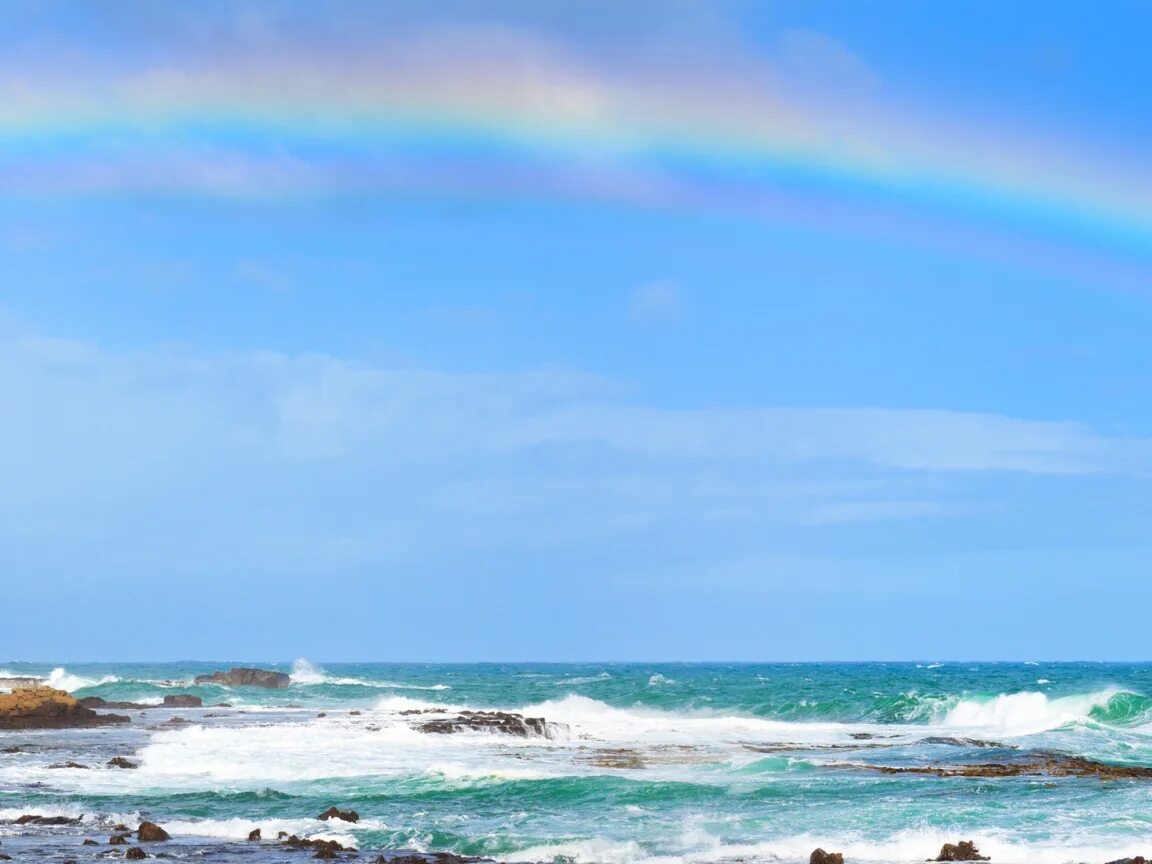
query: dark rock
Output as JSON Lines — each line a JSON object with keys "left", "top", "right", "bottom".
{"left": 137, "top": 821, "right": 170, "bottom": 842}
{"left": 126, "top": 847, "right": 147, "bottom": 860}
{"left": 920, "top": 736, "right": 1010, "bottom": 749}
{"left": 248, "top": 828, "right": 262, "bottom": 841}
{"left": 317, "top": 712, "right": 327, "bottom": 718}
{"left": 0, "top": 686, "right": 129, "bottom": 730}
{"left": 163, "top": 716, "right": 190, "bottom": 726}
{"left": 110, "top": 834, "right": 131, "bottom": 845}
{"left": 281, "top": 836, "right": 354, "bottom": 855}
{"left": 13, "top": 814, "right": 81, "bottom": 825}
{"left": 416, "top": 710, "right": 562, "bottom": 738}
{"left": 113, "top": 824, "right": 130, "bottom": 832}
{"left": 79, "top": 697, "right": 152, "bottom": 710}
{"left": 811, "top": 849, "right": 844, "bottom": 864}
{"left": 349, "top": 710, "right": 361, "bottom": 716}
{"left": 935, "top": 841, "right": 990, "bottom": 861}
{"left": 858, "top": 752, "right": 1152, "bottom": 782}
{"left": 108, "top": 756, "right": 139, "bottom": 769}
{"left": 0, "top": 853, "right": 10, "bottom": 860}
{"left": 162, "top": 694, "right": 202, "bottom": 708}
{"left": 48, "top": 761, "right": 90, "bottom": 769}
{"left": 193, "top": 668, "right": 291, "bottom": 689}
{"left": 318, "top": 807, "right": 360, "bottom": 823}
{"left": 1105, "top": 859, "right": 1148, "bottom": 864}
{"left": 83, "top": 839, "right": 100, "bottom": 846}
{"left": 278, "top": 831, "right": 290, "bottom": 839}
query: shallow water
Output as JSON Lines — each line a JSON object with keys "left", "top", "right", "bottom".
{"left": 3, "top": 661, "right": 1152, "bottom": 864}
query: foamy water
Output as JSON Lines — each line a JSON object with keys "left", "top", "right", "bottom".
{"left": 4, "top": 661, "right": 1152, "bottom": 863}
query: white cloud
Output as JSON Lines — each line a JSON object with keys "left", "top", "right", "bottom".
{"left": 629, "top": 282, "right": 683, "bottom": 323}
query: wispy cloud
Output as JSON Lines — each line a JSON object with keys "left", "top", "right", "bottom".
{"left": 629, "top": 282, "right": 684, "bottom": 324}
{"left": 2, "top": 330, "right": 1148, "bottom": 562}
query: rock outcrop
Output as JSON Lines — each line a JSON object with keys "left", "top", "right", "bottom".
{"left": 194, "top": 668, "right": 290, "bottom": 688}
{"left": 0, "top": 687, "right": 129, "bottom": 730}
{"left": 248, "top": 828, "right": 262, "bottom": 841}
{"left": 11, "top": 815, "right": 81, "bottom": 826}
{"left": 934, "top": 841, "right": 990, "bottom": 861}
{"left": 318, "top": 807, "right": 360, "bottom": 823}
{"left": 811, "top": 849, "right": 845, "bottom": 864}
{"left": 163, "top": 694, "right": 203, "bottom": 707}
{"left": 125, "top": 848, "right": 147, "bottom": 860}
{"left": 107, "top": 756, "right": 139, "bottom": 769}
{"left": 137, "top": 821, "right": 170, "bottom": 842}
{"left": 416, "top": 710, "right": 562, "bottom": 738}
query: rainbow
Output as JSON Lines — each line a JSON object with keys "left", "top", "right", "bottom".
{"left": 2, "top": 55, "right": 1150, "bottom": 271}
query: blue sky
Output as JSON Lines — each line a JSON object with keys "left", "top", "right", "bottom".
{"left": 1, "top": 1, "right": 1150, "bottom": 661}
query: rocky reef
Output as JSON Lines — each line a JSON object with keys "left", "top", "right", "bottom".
{"left": 193, "top": 667, "right": 291, "bottom": 688}
{"left": 0, "top": 686, "right": 128, "bottom": 729}
{"left": 414, "top": 710, "right": 563, "bottom": 738}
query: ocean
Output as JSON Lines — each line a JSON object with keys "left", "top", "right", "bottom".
{"left": 3, "top": 661, "right": 1152, "bottom": 863}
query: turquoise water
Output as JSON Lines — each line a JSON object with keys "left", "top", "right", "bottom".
{"left": 3, "top": 661, "right": 1152, "bottom": 863}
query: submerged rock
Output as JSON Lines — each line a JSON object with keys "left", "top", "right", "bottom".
{"left": 82, "top": 839, "right": 99, "bottom": 846}
{"left": 137, "top": 821, "right": 170, "bottom": 842}
{"left": 0, "top": 686, "right": 129, "bottom": 730}
{"left": 934, "top": 841, "right": 990, "bottom": 861}
{"left": 318, "top": 807, "right": 360, "bottom": 823}
{"left": 193, "top": 667, "right": 290, "bottom": 688}
{"left": 811, "top": 849, "right": 845, "bottom": 864}
{"left": 109, "top": 834, "right": 130, "bottom": 845}
{"left": 48, "top": 761, "right": 90, "bottom": 769}
{"left": 416, "top": 710, "right": 563, "bottom": 738}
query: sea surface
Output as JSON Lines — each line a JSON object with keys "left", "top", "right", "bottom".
{"left": 3, "top": 661, "right": 1152, "bottom": 864}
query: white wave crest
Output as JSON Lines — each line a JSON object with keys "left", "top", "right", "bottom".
{"left": 291, "top": 658, "right": 451, "bottom": 690}
{"left": 554, "top": 671, "right": 612, "bottom": 685}
{"left": 44, "top": 667, "right": 120, "bottom": 692}
{"left": 936, "top": 689, "right": 1119, "bottom": 736}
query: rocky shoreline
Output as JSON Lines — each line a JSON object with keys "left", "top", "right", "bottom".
{"left": 0, "top": 687, "right": 129, "bottom": 730}
{"left": 2, "top": 819, "right": 1148, "bottom": 864}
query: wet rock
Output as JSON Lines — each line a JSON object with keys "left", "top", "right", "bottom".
{"left": 13, "top": 814, "right": 81, "bottom": 825}
{"left": 83, "top": 839, "right": 100, "bottom": 846}
{"left": 934, "top": 841, "right": 990, "bottom": 861}
{"left": 137, "top": 821, "right": 170, "bottom": 842}
{"left": 811, "top": 849, "right": 844, "bottom": 864}
{"left": 318, "top": 807, "right": 360, "bottom": 823}
{"left": 112, "top": 824, "right": 130, "bottom": 832}
{"left": 416, "top": 710, "right": 563, "bottom": 738}
{"left": 249, "top": 828, "right": 262, "bottom": 841}
{"left": 110, "top": 834, "right": 131, "bottom": 845}
{"left": 163, "top": 716, "right": 190, "bottom": 726}
{"left": 162, "top": 694, "right": 202, "bottom": 708}
{"left": 126, "top": 847, "right": 147, "bottom": 860}
{"left": 48, "top": 761, "right": 90, "bottom": 769}
{"left": 108, "top": 756, "right": 139, "bottom": 769}
{"left": 1104, "top": 858, "right": 1148, "bottom": 864}
{"left": 0, "top": 686, "right": 129, "bottom": 730}
{"left": 865, "top": 753, "right": 1152, "bottom": 781}
{"left": 0, "top": 853, "right": 10, "bottom": 860}
{"left": 278, "top": 831, "right": 290, "bottom": 839}
{"left": 317, "top": 712, "right": 327, "bottom": 718}
{"left": 919, "top": 737, "right": 1010, "bottom": 749}
{"left": 193, "top": 667, "right": 290, "bottom": 688}
{"left": 79, "top": 697, "right": 152, "bottom": 710}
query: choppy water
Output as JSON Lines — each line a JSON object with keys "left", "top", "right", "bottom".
{"left": 4, "top": 661, "right": 1152, "bottom": 864}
